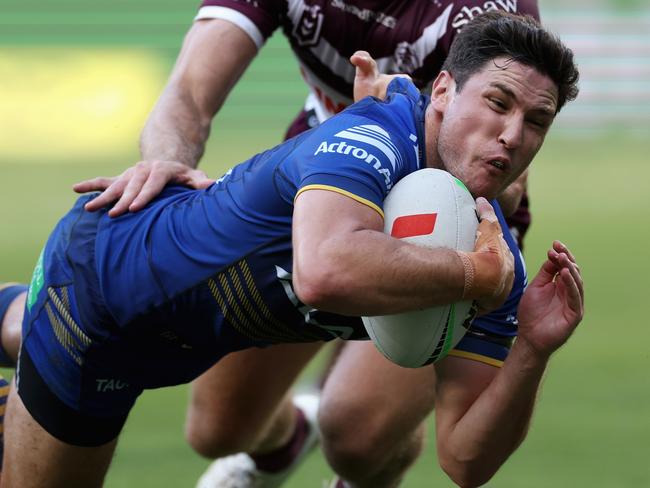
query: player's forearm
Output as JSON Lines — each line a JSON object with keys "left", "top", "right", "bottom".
{"left": 139, "top": 88, "right": 211, "bottom": 169}
{"left": 139, "top": 19, "right": 258, "bottom": 169}
{"left": 294, "top": 228, "right": 467, "bottom": 315}
{"left": 293, "top": 191, "right": 510, "bottom": 316}
{"left": 438, "top": 339, "right": 549, "bottom": 487}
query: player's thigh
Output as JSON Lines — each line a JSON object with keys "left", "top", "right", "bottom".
{"left": 320, "top": 341, "right": 437, "bottom": 448}
{"left": 187, "top": 343, "right": 323, "bottom": 437}
{"left": 2, "top": 384, "right": 118, "bottom": 488}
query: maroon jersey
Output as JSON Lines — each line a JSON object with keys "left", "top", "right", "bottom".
{"left": 196, "top": 0, "right": 538, "bottom": 246}
{"left": 197, "top": 0, "right": 539, "bottom": 122}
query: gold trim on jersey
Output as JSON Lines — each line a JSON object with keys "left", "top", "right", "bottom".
{"left": 239, "top": 262, "right": 323, "bottom": 342}
{"left": 207, "top": 260, "right": 323, "bottom": 343}
{"left": 45, "top": 302, "right": 84, "bottom": 366}
{"left": 43, "top": 286, "right": 93, "bottom": 366}
{"left": 47, "top": 287, "right": 92, "bottom": 348}
{"left": 295, "top": 184, "right": 384, "bottom": 219}
{"left": 447, "top": 349, "right": 504, "bottom": 368}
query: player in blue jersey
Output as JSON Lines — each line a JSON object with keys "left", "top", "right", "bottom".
{"left": 1, "top": 13, "right": 583, "bottom": 488}
{"left": 66, "top": 3, "right": 537, "bottom": 486}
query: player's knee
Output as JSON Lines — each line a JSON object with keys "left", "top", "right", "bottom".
{"left": 321, "top": 421, "right": 424, "bottom": 483}
{"left": 185, "top": 406, "right": 258, "bottom": 458}
{"left": 2, "top": 291, "right": 27, "bottom": 362}
{"left": 319, "top": 398, "right": 423, "bottom": 482}
{"left": 320, "top": 397, "right": 372, "bottom": 472}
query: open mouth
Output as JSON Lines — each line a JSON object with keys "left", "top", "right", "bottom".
{"left": 488, "top": 159, "right": 505, "bottom": 170}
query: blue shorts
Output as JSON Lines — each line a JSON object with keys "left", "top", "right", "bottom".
{"left": 17, "top": 195, "right": 252, "bottom": 446}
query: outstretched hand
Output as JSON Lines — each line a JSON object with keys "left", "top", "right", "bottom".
{"left": 350, "top": 50, "right": 412, "bottom": 102}
{"left": 73, "top": 160, "right": 215, "bottom": 217}
{"left": 517, "top": 241, "right": 585, "bottom": 357}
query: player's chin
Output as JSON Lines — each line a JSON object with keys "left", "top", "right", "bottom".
{"left": 466, "top": 183, "right": 499, "bottom": 201}
{"left": 460, "top": 172, "right": 497, "bottom": 199}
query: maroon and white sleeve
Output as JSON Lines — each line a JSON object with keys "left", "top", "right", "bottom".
{"left": 195, "top": 0, "right": 281, "bottom": 50}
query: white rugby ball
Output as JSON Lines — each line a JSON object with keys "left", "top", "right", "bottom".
{"left": 362, "top": 169, "right": 479, "bottom": 368}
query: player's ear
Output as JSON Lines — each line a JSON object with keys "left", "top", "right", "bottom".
{"left": 430, "top": 71, "right": 455, "bottom": 113}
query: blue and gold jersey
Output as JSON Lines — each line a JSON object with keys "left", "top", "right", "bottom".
{"left": 23, "top": 79, "right": 526, "bottom": 414}
{"left": 91, "top": 78, "right": 427, "bottom": 348}
{"left": 92, "top": 78, "right": 524, "bottom": 361}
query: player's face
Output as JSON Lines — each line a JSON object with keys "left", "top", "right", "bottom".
{"left": 431, "top": 57, "right": 558, "bottom": 200}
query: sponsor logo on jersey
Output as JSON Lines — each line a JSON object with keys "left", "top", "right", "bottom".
{"left": 451, "top": 0, "right": 519, "bottom": 32}
{"left": 27, "top": 248, "right": 44, "bottom": 311}
{"left": 314, "top": 124, "right": 402, "bottom": 189}
{"left": 96, "top": 378, "right": 129, "bottom": 392}
{"left": 330, "top": 0, "right": 397, "bottom": 29}
{"left": 292, "top": 4, "right": 324, "bottom": 46}
{"left": 216, "top": 168, "right": 233, "bottom": 185}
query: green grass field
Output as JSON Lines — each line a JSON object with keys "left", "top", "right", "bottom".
{"left": 2, "top": 133, "right": 646, "bottom": 488}
{"left": 1, "top": 1, "right": 649, "bottom": 486}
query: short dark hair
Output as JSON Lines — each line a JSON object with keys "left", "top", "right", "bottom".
{"left": 441, "top": 11, "right": 579, "bottom": 113}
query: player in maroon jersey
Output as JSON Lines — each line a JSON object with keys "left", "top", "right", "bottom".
{"left": 68, "top": 2, "right": 542, "bottom": 487}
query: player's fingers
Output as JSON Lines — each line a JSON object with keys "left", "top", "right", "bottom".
{"left": 530, "top": 250, "right": 561, "bottom": 286}
{"left": 560, "top": 254, "right": 584, "bottom": 304}
{"left": 553, "top": 240, "right": 578, "bottom": 265}
{"left": 108, "top": 167, "right": 150, "bottom": 217}
{"left": 475, "top": 197, "right": 498, "bottom": 223}
{"left": 547, "top": 248, "right": 569, "bottom": 275}
{"left": 186, "top": 170, "right": 216, "bottom": 189}
{"left": 559, "top": 267, "right": 584, "bottom": 318}
{"left": 548, "top": 250, "right": 584, "bottom": 305}
{"left": 128, "top": 175, "right": 169, "bottom": 212}
{"left": 73, "top": 176, "right": 116, "bottom": 194}
{"left": 350, "top": 50, "right": 377, "bottom": 76}
{"left": 83, "top": 179, "right": 128, "bottom": 212}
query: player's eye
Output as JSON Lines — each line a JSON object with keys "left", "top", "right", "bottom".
{"left": 488, "top": 97, "right": 507, "bottom": 111}
{"left": 526, "top": 117, "right": 550, "bottom": 130}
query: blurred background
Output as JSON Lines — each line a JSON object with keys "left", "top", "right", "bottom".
{"left": 1, "top": 0, "right": 648, "bottom": 486}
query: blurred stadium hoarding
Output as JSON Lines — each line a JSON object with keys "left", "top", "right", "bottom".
{"left": 542, "top": 8, "right": 650, "bottom": 134}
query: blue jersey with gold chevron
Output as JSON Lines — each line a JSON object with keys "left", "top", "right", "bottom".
{"left": 21, "top": 78, "right": 525, "bottom": 423}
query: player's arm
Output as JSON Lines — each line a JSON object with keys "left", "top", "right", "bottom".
{"left": 292, "top": 190, "right": 513, "bottom": 316}
{"left": 433, "top": 241, "right": 584, "bottom": 487}
{"left": 140, "top": 19, "right": 256, "bottom": 166}
{"left": 74, "top": 19, "right": 257, "bottom": 216}
{"left": 73, "top": 50, "right": 399, "bottom": 217}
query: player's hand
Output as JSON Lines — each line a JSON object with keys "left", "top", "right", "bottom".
{"left": 72, "top": 160, "right": 214, "bottom": 217}
{"left": 516, "top": 241, "right": 584, "bottom": 357}
{"left": 461, "top": 198, "right": 515, "bottom": 314}
{"left": 350, "top": 50, "right": 412, "bottom": 102}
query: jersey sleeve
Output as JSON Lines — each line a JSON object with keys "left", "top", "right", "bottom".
{"left": 196, "top": 0, "right": 281, "bottom": 49}
{"left": 293, "top": 117, "right": 401, "bottom": 217}
{"left": 448, "top": 200, "right": 527, "bottom": 368}
{"left": 292, "top": 98, "right": 424, "bottom": 219}
{"left": 292, "top": 77, "right": 425, "bottom": 216}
